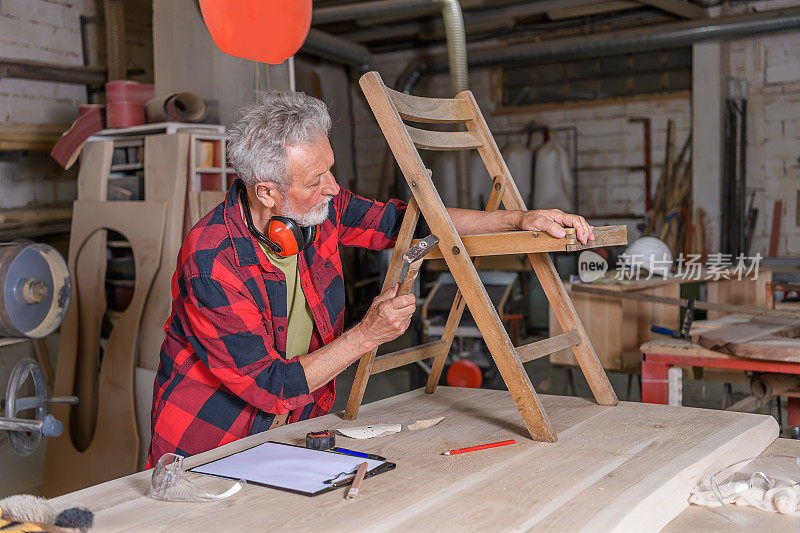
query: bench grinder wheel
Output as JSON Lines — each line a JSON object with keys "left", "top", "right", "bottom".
{"left": 0, "top": 242, "right": 71, "bottom": 338}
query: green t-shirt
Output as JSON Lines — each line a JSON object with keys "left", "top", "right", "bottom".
{"left": 258, "top": 241, "right": 314, "bottom": 360}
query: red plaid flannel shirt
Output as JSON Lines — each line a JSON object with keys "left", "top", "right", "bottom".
{"left": 147, "top": 178, "right": 406, "bottom": 466}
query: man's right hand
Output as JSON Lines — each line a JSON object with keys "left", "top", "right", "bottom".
{"left": 355, "top": 284, "right": 416, "bottom": 351}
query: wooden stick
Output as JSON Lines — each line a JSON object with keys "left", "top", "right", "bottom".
{"left": 425, "top": 174, "right": 506, "bottom": 394}
{"left": 411, "top": 226, "right": 627, "bottom": 259}
{"left": 346, "top": 462, "right": 369, "bottom": 500}
{"left": 570, "top": 284, "right": 800, "bottom": 320}
{"left": 371, "top": 340, "right": 448, "bottom": 374}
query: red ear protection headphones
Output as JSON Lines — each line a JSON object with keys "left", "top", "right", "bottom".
{"left": 240, "top": 186, "right": 318, "bottom": 257}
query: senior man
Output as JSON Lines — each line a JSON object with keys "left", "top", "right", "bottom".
{"left": 147, "top": 90, "right": 594, "bottom": 466}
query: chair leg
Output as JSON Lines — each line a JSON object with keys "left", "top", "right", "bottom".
{"left": 425, "top": 291, "right": 466, "bottom": 393}
{"left": 344, "top": 200, "right": 420, "bottom": 420}
{"left": 434, "top": 240, "right": 556, "bottom": 440}
{"left": 566, "top": 367, "right": 576, "bottom": 396}
{"left": 528, "top": 252, "right": 618, "bottom": 406}
{"left": 636, "top": 373, "right": 641, "bottom": 402}
{"left": 426, "top": 176, "right": 506, "bottom": 394}
{"left": 722, "top": 382, "right": 732, "bottom": 409}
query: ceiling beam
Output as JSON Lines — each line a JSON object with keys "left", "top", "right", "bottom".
{"left": 548, "top": 1, "right": 641, "bottom": 20}
{"left": 342, "top": 11, "right": 516, "bottom": 43}
{"left": 636, "top": 0, "right": 704, "bottom": 19}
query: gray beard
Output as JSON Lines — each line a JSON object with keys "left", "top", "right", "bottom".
{"left": 282, "top": 196, "right": 332, "bottom": 227}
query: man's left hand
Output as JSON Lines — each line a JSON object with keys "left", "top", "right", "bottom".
{"left": 518, "top": 209, "right": 595, "bottom": 245}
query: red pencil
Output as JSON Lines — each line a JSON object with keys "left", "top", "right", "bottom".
{"left": 442, "top": 439, "right": 516, "bottom": 455}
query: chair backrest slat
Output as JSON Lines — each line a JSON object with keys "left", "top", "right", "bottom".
{"left": 386, "top": 86, "right": 474, "bottom": 124}
{"left": 407, "top": 125, "right": 483, "bottom": 151}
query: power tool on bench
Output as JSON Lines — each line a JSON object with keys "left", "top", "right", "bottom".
{"left": 0, "top": 242, "right": 77, "bottom": 456}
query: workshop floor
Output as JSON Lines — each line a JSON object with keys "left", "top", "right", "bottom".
{"left": 332, "top": 334, "right": 795, "bottom": 438}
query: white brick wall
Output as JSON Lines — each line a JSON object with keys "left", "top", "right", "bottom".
{"left": 0, "top": 0, "right": 83, "bottom": 64}
{"left": 0, "top": 0, "right": 97, "bottom": 209}
{"left": 724, "top": 0, "right": 800, "bottom": 255}
{"left": 721, "top": 0, "right": 800, "bottom": 257}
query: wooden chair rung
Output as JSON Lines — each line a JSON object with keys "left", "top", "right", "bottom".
{"left": 386, "top": 86, "right": 473, "bottom": 124}
{"left": 516, "top": 330, "right": 582, "bottom": 363}
{"left": 412, "top": 226, "right": 627, "bottom": 259}
{"left": 371, "top": 340, "right": 448, "bottom": 375}
{"left": 407, "top": 126, "right": 483, "bottom": 151}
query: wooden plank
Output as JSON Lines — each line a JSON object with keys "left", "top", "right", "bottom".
{"left": 49, "top": 387, "right": 779, "bottom": 532}
{"left": 371, "top": 340, "right": 448, "bottom": 374}
{"left": 43, "top": 201, "right": 167, "bottom": 497}
{"left": 550, "top": 284, "right": 625, "bottom": 369}
{"left": 416, "top": 229, "right": 574, "bottom": 258}
{"left": 0, "top": 122, "right": 68, "bottom": 151}
{"left": 770, "top": 200, "right": 782, "bottom": 256}
{"left": 406, "top": 125, "right": 483, "bottom": 151}
{"left": 566, "top": 224, "right": 628, "bottom": 251}
{"left": 414, "top": 225, "right": 625, "bottom": 259}
{"left": 386, "top": 86, "right": 473, "bottom": 123}
{"left": 706, "top": 269, "right": 771, "bottom": 320}
{"left": 572, "top": 284, "right": 800, "bottom": 320}
{"left": 140, "top": 134, "right": 190, "bottom": 371}
{"left": 459, "top": 88, "right": 618, "bottom": 407}
{"left": 0, "top": 206, "right": 72, "bottom": 224}
{"left": 359, "top": 71, "right": 556, "bottom": 442}
{"left": 697, "top": 317, "right": 800, "bottom": 344}
{"left": 517, "top": 329, "right": 581, "bottom": 363}
{"left": 71, "top": 140, "right": 113, "bottom": 449}
{"left": 640, "top": 337, "right": 729, "bottom": 358}
{"left": 187, "top": 190, "right": 227, "bottom": 228}
{"left": 0, "top": 140, "right": 55, "bottom": 151}
{"left": 554, "top": 279, "right": 683, "bottom": 371}
{"left": 692, "top": 316, "right": 800, "bottom": 362}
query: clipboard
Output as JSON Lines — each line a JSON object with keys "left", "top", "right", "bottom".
{"left": 188, "top": 441, "right": 396, "bottom": 497}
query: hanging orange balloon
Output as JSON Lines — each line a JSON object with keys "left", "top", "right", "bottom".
{"left": 199, "top": 0, "right": 312, "bottom": 64}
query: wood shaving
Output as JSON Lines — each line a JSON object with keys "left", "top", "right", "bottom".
{"left": 406, "top": 416, "right": 445, "bottom": 431}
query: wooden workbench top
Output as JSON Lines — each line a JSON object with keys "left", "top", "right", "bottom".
{"left": 51, "top": 387, "right": 784, "bottom": 532}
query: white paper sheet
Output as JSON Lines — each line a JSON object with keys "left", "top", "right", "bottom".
{"left": 189, "top": 442, "right": 386, "bottom": 495}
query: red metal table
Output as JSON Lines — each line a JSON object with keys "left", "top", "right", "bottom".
{"left": 641, "top": 339, "right": 800, "bottom": 428}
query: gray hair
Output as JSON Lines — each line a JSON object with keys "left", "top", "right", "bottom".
{"left": 227, "top": 90, "right": 332, "bottom": 190}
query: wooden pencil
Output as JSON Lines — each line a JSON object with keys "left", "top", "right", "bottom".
{"left": 442, "top": 439, "right": 516, "bottom": 455}
{"left": 346, "top": 462, "right": 369, "bottom": 500}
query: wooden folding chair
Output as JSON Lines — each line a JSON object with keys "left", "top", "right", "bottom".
{"left": 345, "top": 71, "right": 627, "bottom": 441}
